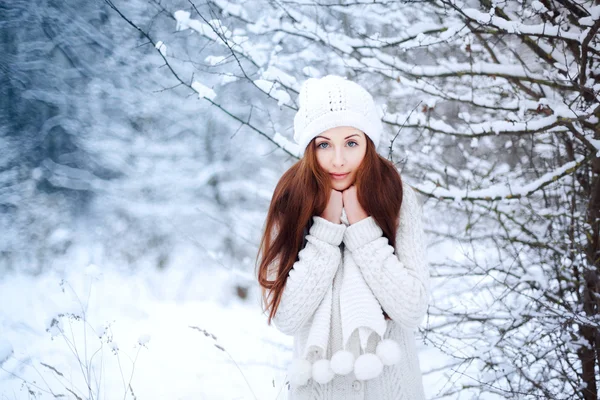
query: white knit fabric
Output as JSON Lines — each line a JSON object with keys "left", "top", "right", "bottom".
{"left": 270, "top": 180, "right": 430, "bottom": 399}
{"left": 298, "top": 207, "right": 391, "bottom": 384}
{"left": 293, "top": 75, "right": 383, "bottom": 155}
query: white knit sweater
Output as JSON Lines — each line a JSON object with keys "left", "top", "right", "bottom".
{"left": 271, "top": 180, "right": 430, "bottom": 400}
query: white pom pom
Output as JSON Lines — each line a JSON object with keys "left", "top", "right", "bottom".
{"left": 376, "top": 339, "right": 401, "bottom": 366}
{"left": 287, "top": 358, "right": 312, "bottom": 387}
{"left": 312, "top": 359, "right": 335, "bottom": 384}
{"left": 330, "top": 350, "right": 354, "bottom": 375}
{"left": 354, "top": 353, "right": 383, "bottom": 380}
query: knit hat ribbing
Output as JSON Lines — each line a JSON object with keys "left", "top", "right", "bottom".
{"left": 293, "top": 75, "right": 383, "bottom": 155}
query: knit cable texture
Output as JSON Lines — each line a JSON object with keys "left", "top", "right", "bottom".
{"left": 270, "top": 180, "right": 430, "bottom": 399}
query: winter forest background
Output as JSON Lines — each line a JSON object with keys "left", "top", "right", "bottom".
{"left": 1, "top": 0, "right": 599, "bottom": 399}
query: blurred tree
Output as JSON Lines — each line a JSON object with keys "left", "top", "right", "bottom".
{"left": 1, "top": 0, "right": 271, "bottom": 280}
{"left": 0, "top": 0, "right": 115, "bottom": 273}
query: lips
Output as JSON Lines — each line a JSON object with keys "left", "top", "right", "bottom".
{"left": 331, "top": 173, "right": 349, "bottom": 180}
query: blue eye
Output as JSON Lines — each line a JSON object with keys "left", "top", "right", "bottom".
{"left": 317, "top": 141, "right": 358, "bottom": 149}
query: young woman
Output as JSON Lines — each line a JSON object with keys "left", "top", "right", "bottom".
{"left": 256, "top": 75, "right": 430, "bottom": 399}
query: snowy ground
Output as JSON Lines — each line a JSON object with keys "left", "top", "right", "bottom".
{"left": 0, "top": 247, "right": 468, "bottom": 400}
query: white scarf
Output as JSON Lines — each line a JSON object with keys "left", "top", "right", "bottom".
{"left": 298, "top": 208, "right": 388, "bottom": 374}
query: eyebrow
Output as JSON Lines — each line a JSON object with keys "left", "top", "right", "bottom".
{"left": 315, "top": 134, "right": 360, "bottom": 140}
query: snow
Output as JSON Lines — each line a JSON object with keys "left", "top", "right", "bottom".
{"left": 205, "top": 55, "right": 228, "bottom": 66}
{"left": 154, "top": 40, "right": 167, "bottom": 57}
{"left": 302, "top": 66, "right": 320, "bottom": 77}
{"left": 254, "top": 79, "right": 275, "bottom": 93}
{"left": 531, "top": 1, "right": 548, "bottom": 12}
{"left": 47, "top": 227, "right": 70, "bottom": 245}
{"left": 462, "top": 8, "right": 586, "bottom": 43}
{"left": 273, "top": 90, "right": 291, "bottom": 107}
{"left": 138, "top": 334, "right": 151, "bottom": 345}
{"left": 173, "top": 8, "right": 268, "bottom": 67}
{"left": 191, "top": 81, "right": 217, "bottom": 101}
{"left": 261, "top": 66, "right": 299, "bottom": 90}
{"left": 253, "top": 69, "right": 295, "bottom": 106}
{"left": 221, "top": 73, "right": 239, "bottom": 84}
{"left": 0, "top": 339, "right": 12, "bottom": 364}
{"left": 174, "top": 10, "right": 191, "bottom": 31}
{"left": 0, "top": 262, "right": 291, "bottom": 399}
{"left": 41, "top": 158, "right": 100, "bottom": 191}
{"left": 363, "top": 51, "right": 559, "bottom": 83}
{"left": 587, "top": 138, "right": 600, "bottom": 156}
{"left": 273, "top": 132, "right": 302, "bottom": 156}
{"left": 387, "top": 110, "right": 570, "bottom": 137}
{"left": 0, "top": 244, "right": 458, "bottom": 400}
{"left": 418, "top": 154, "right": 586, "bottom": 201}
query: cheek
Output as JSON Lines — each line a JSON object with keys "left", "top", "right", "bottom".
{"left": 315, "top": 153, "right": 327, "bottom": 169}
{"left": 351, "top": 152, "right": 365, "bottom": 168}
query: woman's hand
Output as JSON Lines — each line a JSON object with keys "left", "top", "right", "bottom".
{"left": 342, "top": 185, "right": 369, "bottom": 225}
{"left": 321, "top": 189, "right": 344, "bottom": 224}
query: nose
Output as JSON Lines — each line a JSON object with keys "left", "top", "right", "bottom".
{"left": 332, "top": 147, "right": 345, "bottom": 167}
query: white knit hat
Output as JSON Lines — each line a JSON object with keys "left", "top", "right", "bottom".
{"left": 293, "top": 75, "right": 383, "bottom": 155}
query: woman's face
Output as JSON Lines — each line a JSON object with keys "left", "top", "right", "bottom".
{"left": 314, "top": 126, "right": 367, "bottom": 191}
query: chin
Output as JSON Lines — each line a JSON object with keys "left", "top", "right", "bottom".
{"left": 332, "top": 181, "right": 352, "bottom": 191}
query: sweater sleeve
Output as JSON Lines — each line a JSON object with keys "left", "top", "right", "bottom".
{"left": 270, "top": 216, "right": 346, "bottom": 336}
{"left": 342, "top": 182, "right": 430, "bottom": 331}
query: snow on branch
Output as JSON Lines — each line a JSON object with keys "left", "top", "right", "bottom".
{"left": 191, "top": 81, "right": 217, "bottom": 100}
{"left": 461, "top": 8, "right": 588, "bottom": 44}
{"left": 416, "top": 154, "right": 588, "bottom": 202}
{"left": 385, "top": 112, "right": 576, "bottom": 137}
{"left": 173, "top": 10, "right": 264, "bottom": 68}
{"left": 361, "top": 50, "right": 575, "bottom": 90}
{"left": 174, "top": 8, "right": 298, "bottom": 108}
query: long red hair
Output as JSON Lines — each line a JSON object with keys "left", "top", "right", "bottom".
{"left": 256, "top": 135, "right": 404, "bottom": 325}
